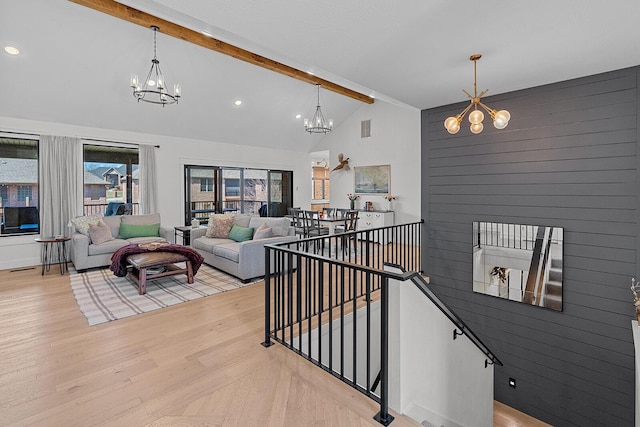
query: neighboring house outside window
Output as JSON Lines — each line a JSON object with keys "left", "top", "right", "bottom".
{"left": 83, "top": 144, "right": 139, "bottom": 216}
{"left": 0, "top": 137, "right": 40, "bottom": 236}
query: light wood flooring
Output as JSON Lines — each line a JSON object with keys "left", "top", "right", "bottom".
{"left": 0, "top": 265, "right": 550, "bottom": 426}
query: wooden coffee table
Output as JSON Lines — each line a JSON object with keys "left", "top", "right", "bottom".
{"left": 126, "top": 251, "right": 194, "bottom": 295}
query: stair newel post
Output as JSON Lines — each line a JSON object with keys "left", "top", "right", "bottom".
{"left": 374, "top": 276, "right": 394, "bottom": 425}
{"left": 262, "top": 247, "right": 273, "bottom": 347}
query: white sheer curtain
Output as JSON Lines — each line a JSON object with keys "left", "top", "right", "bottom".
{"left": 138, "top": 144, "right": 158, "bottom": 214}
{"left": 39, "top": 135, "right": 83, "bottom": 237}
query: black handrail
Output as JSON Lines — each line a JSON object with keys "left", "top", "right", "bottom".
{"left": 386, "top": 263, "right": 503, "bottom": 367}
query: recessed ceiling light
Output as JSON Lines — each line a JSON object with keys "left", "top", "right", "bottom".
{"left": 295, "top": 114, "right": 301, "bottom": 119}
{"left": 234, "top": 100, "right": 242, "bottom": 106}
{"left": 4, "top": 46, "right": 20, "bottom": 55}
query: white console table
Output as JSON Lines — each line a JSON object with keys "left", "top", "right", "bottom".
{"left": 357, "top": 210, "right": 394, "bottom": 244}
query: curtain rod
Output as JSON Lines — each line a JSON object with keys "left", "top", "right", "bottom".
{"left": 79, "top": 137, "right": 160, "bottom": 148}
{"left": 0, "top": 130, "right": 40, "bottom": 138}
{"left": 1, "top": 130, "right": 160, "bottom": 148}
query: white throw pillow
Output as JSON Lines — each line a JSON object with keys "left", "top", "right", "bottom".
{"left": 253, "top": 222, "right": 273, "bottom": 239}
{"left": 71, "top": 214, "right": 103, "bottom": 236}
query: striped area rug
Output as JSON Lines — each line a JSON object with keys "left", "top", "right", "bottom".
{"left": 69, "top": 264, "right": 258, "bottom": 326}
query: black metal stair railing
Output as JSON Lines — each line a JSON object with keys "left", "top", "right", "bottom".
{"left": 261, "top": 221, "right": 501, "bottom": 425}
{"left": 262, "top": 221, "right": 422, "bottom": 425}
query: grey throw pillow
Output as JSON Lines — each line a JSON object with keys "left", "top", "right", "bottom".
{"left": 88, "top": 220, "right": 114, "bottom": 245}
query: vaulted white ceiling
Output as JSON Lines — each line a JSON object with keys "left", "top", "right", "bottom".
{"left": 2, "top": 1, "right": 640, "bottom": 152}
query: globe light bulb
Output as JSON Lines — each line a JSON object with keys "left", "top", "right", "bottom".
{"left": 495, "top": 110, "right": 511, "bottom": 123}
{"left": 470, "top": 122, "right": 483, "bottom": 134}
{"left": 469, "top": 109, "right": 484, "bottom": 124}
{"left": 493, "top": 120, "right": 508, "bottom": 129}
{"left": 447, "top": 122, "right": 460, "bottom": 134}
{"left": 444, "top": 116, "right": 459, "bottom": 131}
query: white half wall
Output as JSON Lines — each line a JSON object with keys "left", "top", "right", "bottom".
{"left": 0, "top": 116, "right": 310, "bottom": 270}
{"left": 389, "top": 272, "right": 494, "bottom": 427}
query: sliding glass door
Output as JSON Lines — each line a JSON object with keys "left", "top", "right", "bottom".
{"left": 269, "top": 170, "right": 292, "bottom": 217}
{"left": 184, "top": 166, "right": 217, "bottom": 225}
{"left": 184, "top": 165, "right": 293, "bottom": 225}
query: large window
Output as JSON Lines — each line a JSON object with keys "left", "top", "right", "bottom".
{"left": 312, "top": 165, "right": 330, "bottom": 200}
{"left": 0, "top": 136, "right": 39, "bottom": 236}
{"left": 184, "top": 165, "right": 293, "bottom": 225}
{"left": 83, "top": 144, "right": 139, "bottom": 216}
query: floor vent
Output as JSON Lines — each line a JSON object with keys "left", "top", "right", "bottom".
{"left": 361, "top": 119, "right": 372, "bottom": 138}
{"left": 10, "top": 267, "right": 35, "bottom": 273}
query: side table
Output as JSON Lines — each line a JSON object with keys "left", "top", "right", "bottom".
{"left": 174, "top": 225, "right": 203, "bottom": 246}
{"left": 34, "top": 236, "right": 71, "bottom": 276}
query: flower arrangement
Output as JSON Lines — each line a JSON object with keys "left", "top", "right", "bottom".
{"left": 383, "top": 194, "right": 396, "bottom": 202}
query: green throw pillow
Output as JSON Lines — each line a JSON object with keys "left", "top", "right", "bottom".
{"left": 119, "top": 222, "right": 160, "bottom": 239}
{"left": 228, "top": 224, "right": 254, "bottom": 242}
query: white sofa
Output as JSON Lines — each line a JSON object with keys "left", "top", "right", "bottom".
{"left": 70, "top": 213, "right": 174, "bottom": 271}
{"left": 190, "top": 214, "right": 296, "bottom": 282}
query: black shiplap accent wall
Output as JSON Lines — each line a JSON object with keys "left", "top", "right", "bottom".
{"left": 421, "top": 67, "right": 639, "bottom": 426}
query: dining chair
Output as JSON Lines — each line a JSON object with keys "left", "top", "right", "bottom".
{"left": 289, "top": 208, "right": 306, "bottom": 238}
{"left": 303, "top": 210, "right": 330, "bottom": 251}
{"left": 334, "top": 210, "right": 359, "bottom": 233}
{"left": 334, "top": 210, "right": 359, "bottom": 256}
{"left": 335, "top": 208, "right": 350, "bottom": 219}
{"left": 322, "top": 207, "right": 336, "bottom": 218}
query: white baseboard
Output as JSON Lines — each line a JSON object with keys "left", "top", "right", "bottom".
{"left": 0, "top": 257, "right": 40, "bottom": 271}
{"left": 404, "top": 402, "right": 465, "bottom": 427}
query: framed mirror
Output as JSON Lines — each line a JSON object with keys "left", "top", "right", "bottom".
{"left": 472, "top": 221, "right": 564, "bottom": 311}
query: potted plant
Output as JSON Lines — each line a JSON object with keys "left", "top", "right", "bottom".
{"left": 490, "top": 266, "right": 509, "bottom": 284}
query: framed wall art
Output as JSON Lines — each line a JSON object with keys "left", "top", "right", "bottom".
{"left": 354, "top": 164, "right": 390, "bottom": 195}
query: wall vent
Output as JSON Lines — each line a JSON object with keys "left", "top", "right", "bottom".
{"left": 361, "top": 119, "right": 372, "bottom": 138}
